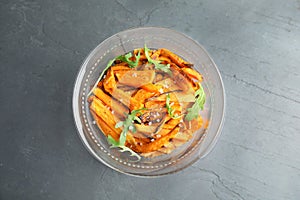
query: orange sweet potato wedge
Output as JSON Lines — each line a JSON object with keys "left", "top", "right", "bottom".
{"left": 112, "top": 88, "right": 143, "bottom": 110}
{"left": 155, "top": 78, "right": 181, "bottom": 92}
{"left": 133, "top": 88, "right": 157, "bottom": 104}
{"left": 90, "top": 100, "right": 138, "bottom": 146}
{"left": 170, "top": 65, "right": 195, "bottom": 94}
{"left": 132, "top": 127, "right": 180, "bottom": 153}
{"left": 144, "top": 100, "right": 165, "bottom": 109}
{"left": 111, "top": 64, "right": 131, "bottom": 71}
{"left": 141, "top": 83, "right": 164, "bottom": 93}
{"left": 103, "top": 69, "right": 117, "bottom": 94}
{"left": 150, "top": 49, "right": 162, "bottom": 60}
{"left": 90, "top": 97, "right": 120, "bottom": 128}
{"left": 92, "top": 87, "right": 128, "bottom": 118}
{"left": 182, "top": 68, "right": 203, "bottom": 82}
{"left": 116, "top": 70, "right": 155, "bottom": 88}
{"left": 160, "top": 48, "right": 193, "bottom": 68}
{"left": 90, "top": 110, "right": 120, "bottom": 141}
{"left": 158, "top": 56, "right": 171, "bottom": 63}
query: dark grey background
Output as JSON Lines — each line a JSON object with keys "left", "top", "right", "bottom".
{"left": 1, "top": 0, "right": 300, "bottom": 199}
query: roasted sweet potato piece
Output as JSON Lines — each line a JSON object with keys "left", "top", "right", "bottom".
{"left": 154, "top": 128, "right": 171, "bottom": 137}
{"left": 176, "top": 92, "right": 195, "bottom": 103}
{"left": 135, "top": 124, "right": 158, "bottom": 135}
{"left": 117, "top": 84, "right": 137, "bottom": 91}
{"left": 112, "top": 88, "right": 143, "bottom": 110}
{"left": 103, "top": 69, "right": 117, "bottom": 94}
{"left": 90, "top": 110, "right": 120, "bottom": 141}
{"left": 148, "top": 91, "right": 194, "bottom": 104}
{"left": 153, "top": 73, "right": 166, "bottom": 83}
{"left": 144, "top": 100, "right": 165, "bottom": 109}
{"left": 141, "top": 83, "right": 164, "bottom": 93}
{"left": 111, "top": 64, "right": 131, "bottom": 71}
{"left": 160, "top": 48, "right": 193, "bottom": 68}
{"left": 92, "top": 88, "right": 128, "bottom": 118}
{"left": 170, "top": 65, "right": 195, "bottom": 94}
{"left": 116, "top": 70, "right": 155, "bottom": 88}
{"left": 97, "top": 80, "right": 103, "bottom": 88}
{"left": 164, "top": 118, "right": 181, "bottom": 128}
{"left": 155, "top": 78, "right": 181, "bottom": 92}
{"left": 148, "top": 92, "right": 178, "bottom": 102}
{"left": 132, "top": 88, "right": 157, "bottom": 104}
{"left": 158, "top": 56, "right": 171, "bottom": 64}
{"left": 184, "top": 115, "right": 203, "bottom": 132}
{"left": 172, "top": 131, "right": 191, "bottom": 142}
{"left": 90, "top": 99, "right": 139, "bottom": 146}
{"left": 150, "top": 49, "right": 162, "bottom": 60}
{"left": 92, "top": 110, "right": 139, "bottom": 146}
{"left": 182, "top": 67, "right": 203, "bottom": 82}
{"left": 132, "top": 127, "right": 180, "bottom": 153}
{"left": 90, "top": 97, "right": 120, "bottom": 128}
{"left": 150, "top": 117, "right": 181, "bottom": 139}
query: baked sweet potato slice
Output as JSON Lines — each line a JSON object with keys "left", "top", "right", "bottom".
{"left": 170, "top": 65, "right": 195, "bottom": 94}
{"left": 160, "top": 48, "right": 193, "bottom": 68}
{"left": 112, "top": 88, "right": 143, "bottom": 110}
{"left": 90, "top": 98, "right": 140, "bottom": 146}
{"left": 103, "top": 68, "right": 117, "bottom": 94}
{"left": 141, "top": 83, "right": 164, "bottom": 93}
{"left": 132, "top": 88, "right": 157, "bottom": 104}
{"left": 90, "top": 110, "right": 120, "bottom": 141}
{"left": 90, "top": 97, "right": 120, "bottom": 128}
{"left": 111, "top": 64, "right": 131, "bottom": 71}
{"left": 92, "top": 87, "right": 128, "bottom": 118}
{"left": 144, "top": 100, "right": 165, "bottom": 109}
{"left": 155, "top": 78, "right": 181, "bottom": 92}
{"left": 182, "top": 67, "right": 203, "bottom": 82}
{"left": 132, "top": 127, "right": 180, "bottom": 153}
{"left": 116, "top": 70, "right": 155, "bottom": 88}
{"left": 158, "top": 56, "right": 171, "bottom": 64}
{"left": 150, "top": 49, "right": 162, "bottom": 60}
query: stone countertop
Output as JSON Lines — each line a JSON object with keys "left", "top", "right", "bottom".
{"left": 0, "top": 0, "right": 299, "bottom": 199}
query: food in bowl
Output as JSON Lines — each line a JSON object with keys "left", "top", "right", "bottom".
{"left": 88, "top": 45, "right": 206, "bottom": 161}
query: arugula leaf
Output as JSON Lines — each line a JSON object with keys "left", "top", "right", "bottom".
{"left": 185, "top": 83, "right": 206, "bottom": 121}
{"left": 107, "top": 135, "right": 119, "bottom": 147}
{"left": 107, "top": 135, "right": 141, "bottom": 161}
{"left": 144, "top": 44, "right": 172, "bottom": 74}
{"left": 116, "top": 108, "right": 146, "bottom": 146}
{"left": 166, "top": 94, "right": 181, "bottom": 119}
{"left": 107, "top": 108, "right": 146, "bottom": 161}
{"left": 116, "top": 51, "right": 141, "bottom": 68}
{"left": 88, "top": 58, "right": 115, "bottom": 96}
{"left": 106, "top": 108, "right": 146, "bottom": 161}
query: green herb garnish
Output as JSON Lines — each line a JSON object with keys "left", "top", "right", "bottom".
{"left": 144, "top": 44, "right": 171, "bottom": 74}
{"left": 88, "top": 58, "right": 115, "bottom": 96}
{"left": 185, "top": 83, "right": 206, "bottom": 121}
{"left": 115, "top": 108, "right": 145, "bottom": 145}
{"left": 116, "top": 51, "right": 141, "bottom": 68}
{"left": 166, "top": 94, "right": 181, "bottom": 119}
{"left": 107, "top": 108, "right": 146, "bottom": 161}
{"left": 107, "top": 135, "right": 141, "bottom": 161}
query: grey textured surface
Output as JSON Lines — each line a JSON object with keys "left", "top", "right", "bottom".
{"left": 0, "top": 0, "right": 300, "bottom": 199}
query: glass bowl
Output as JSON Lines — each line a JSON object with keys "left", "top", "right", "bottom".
{"left": 72, "top": 27, "right": 225, "bottom": 177}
